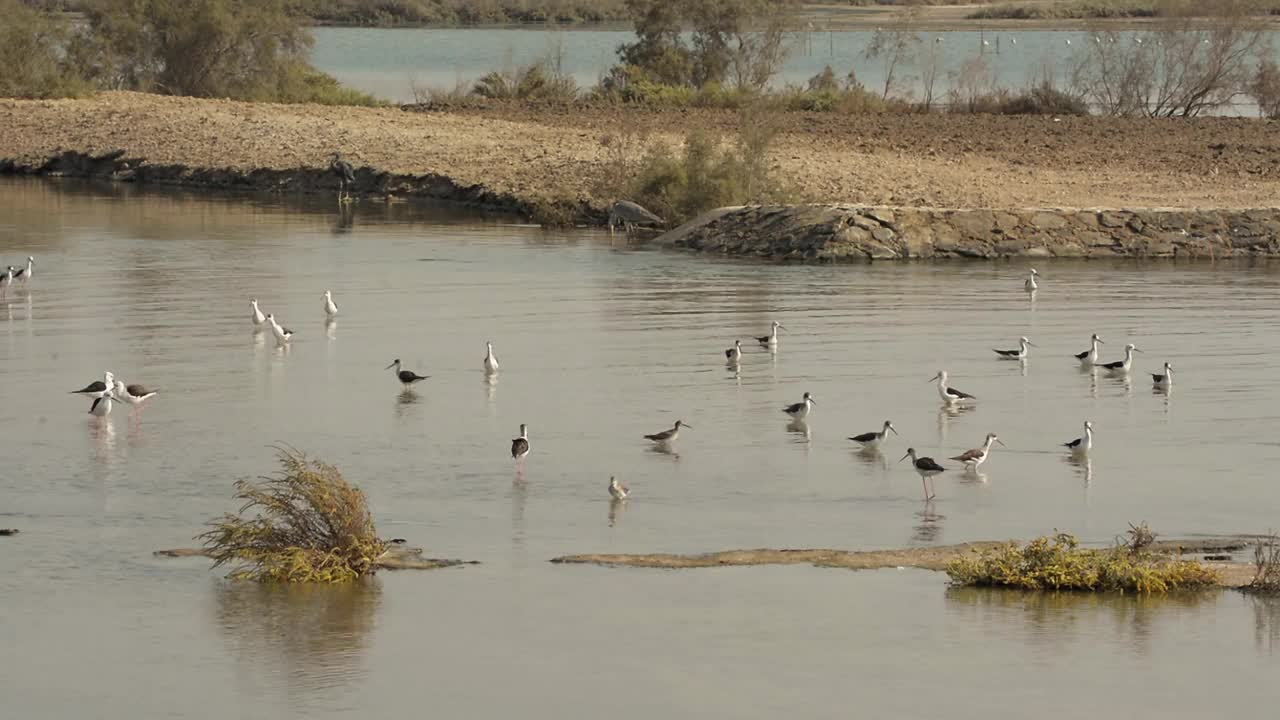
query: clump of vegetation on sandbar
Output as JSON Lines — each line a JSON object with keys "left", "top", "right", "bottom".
{"left": 200, "top": 447, "right": 388, "bottom": 583}
{"left": 1247, "top": 533, "right": 1280, "bottom": 594}
{"left": 946, "top": 523, "right": 1220, "bottom": 593}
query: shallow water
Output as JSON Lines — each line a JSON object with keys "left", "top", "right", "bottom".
{"left": 1, "top": 178, "right": 1278, "bottom": 716}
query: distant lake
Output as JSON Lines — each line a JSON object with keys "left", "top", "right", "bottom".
{"left": 309, "top": 25, "right": 1169, "bottom": 105}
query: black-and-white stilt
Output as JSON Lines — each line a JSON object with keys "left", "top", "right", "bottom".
{"left": 112, "top": 380, "right": 157, "bottom": 408}
{"left": 88, "top": 389, "right": 114, "bottom": 417}
{"left": 385, "top": 359, "right": 428, "bottom": 387}
{"left": 900, "top": 448, "right": 946, "bottom": 500}
{"left": 756, "top": 321, "right": 785, "bottom": 347}
{"left": 783, "top": 392, "right": 816, "bottom": 420}
{"left": 1074, "top": 333, "right": 1104, "bottom": 365}
{"left": 929, "top": 371, "right": 975, "bottom": 405}
{"left": 1151, "top": 362, "right": 1173, "bottom": 389}
{"left": 511, "top": 423, "right": 529, "bottom": 461}
{"left": 484, "top": 342, "right": 499, "bottom": 374}
{"left": 12, "top": 257, "right": 33, "bottom": 283}
{"left": 849, "top": 420, "right": 897, "bottom": 450}
{"left": 71, "top": 371, "right": 114, "bottom": 395}
{"left": 645, "top": 420, "right": 690, "bottom": 443}
{"left": 266, "top": 313, "right": 293, "bottom": 344}
{"left": 0, "top": 266, "right": 13, "bottom": 294}
{"left": 608, "top": 476, "right": 629, "bottom": 500}
{"left": 1097, "top": 343, "right": 1141, "bottom": 374}
{"left": 323, "top": 290, "right": 338, "bottom": 318}
{"left": 950, "top": 432, "right": 1005, "bottom": 471}
{"left": 1063, "top": 421, "right": 1093, "bottom": 455}
{"left": 725, "top": 340, "right": 742, "bottom": 364}
{"left": 993, "top": 336, "right": 1036, "bottom": 360}
{"left": 1024, "top": 268, "right": 1040, "bottom": 292}
{"left": 250, "top": 298, "right": 266, "bottom": 326}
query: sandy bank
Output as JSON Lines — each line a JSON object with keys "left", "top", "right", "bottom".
{"left": 4, "top": 93, "right": 1280, "bottom": 221}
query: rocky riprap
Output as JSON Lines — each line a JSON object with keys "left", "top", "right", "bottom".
{"left": 656, "top": 204, "right": 1280, "bottom": 261}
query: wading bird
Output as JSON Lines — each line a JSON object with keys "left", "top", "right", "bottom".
{"left": 1024, "top": 268, "right": 1040, "bottom": 292}
{"left": 725, "top": 340, "right": 742, "bottom": 364}
{"left": 608, "top": 476, "right": 629, "bottom": 500}
{"left": 645, "top": 420, "right": 690, "bottom": 443}
{"left": 783, "top": 392, "right": 816, "bottom": 421}
{"left": 266, "top": 314, "right": 293, "bottom": 344}
{"left": 484, "top": 342, "right": 500, "bottom": 374}
{"left": 900, "top": 448, "right": 946, "bottom": 500}
{"left": 329, "top": 152, "right": 356, "bottom": 203}
{"left": 112, "top": 380, "right": 157, "bottom": 409}
{"left": 993, "top": 336, "right": 1036, "bottom": 360}
{"left": 1098, "top": 343, "right": 1141, "bottom": 374}
{"left": 12, "top": 256, "right": 33, "bottom": 283}
{"left": 71, "top": 371, "right": 114, "bottom": 395}
{"left": 87, "top": 388, "right": 114, "bottom": 418}
{"left": 385, "top": 359, "right": 429, "bottom": 388}
{"left": 929, "top": 371, "right": 975, "bottom": 405}
{"left": 250, "top": 299, "right": 266, "bottom": 326}
{"left": 0, "top": 266, "right": 13, "bottom": 294}
{"left": 1064, "top": 421, "right": 1094, "bottom": 456}
{"left": 951, "top": 432, "right": 1005, "bottom": 471}
{"left": 323, "top": 290, "right": 338, "bottom": 318}
{"left": 1151, "top": 362, "right": 1173, "bottom": 389}
{"left": 756, "top": 321, "right": 785, "bottom": 347}
{"left": 607, "top": 200, "right": 664, "bottom": 234}
{"left": 1074, "top": 333, "right": 1104, "bottom": 366}
{"left": 511, "top": 423, "right": 530, "bottom": 461}
{"left": 849, "top": 420, "right": 897, "bottom": 450}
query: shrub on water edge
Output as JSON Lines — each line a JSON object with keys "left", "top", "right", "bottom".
{"left": 200, "top": 448, "right": 387, "bottom": 583}
{"left": 946, "top": 531, "right": 1220, "bottom": 593}
{"left": 1248, "top": 533, "right": 1280, "bottom": 594}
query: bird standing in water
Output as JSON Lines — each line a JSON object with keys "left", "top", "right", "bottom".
{"left": 608, "top": 476, "right": 629, "bottom": 499}
{"left": 511, "top": 423, "right": 530, "bottom": 461}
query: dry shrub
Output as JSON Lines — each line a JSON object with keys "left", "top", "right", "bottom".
{"left": 947, "top": 530, "right": 1220, "bottom": 593}
{"left": 200, "top": 447, "right": 387, "bottom": 583}
{"left": 1249, "top": 58, "right": 1280, "bottom": 118}
{"left": 1250, "top": 533, "right": 1280, "bottom": 593}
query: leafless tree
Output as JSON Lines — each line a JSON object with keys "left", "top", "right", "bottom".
{"left": 864, "top": 9, "right": 922, "bottom": 100}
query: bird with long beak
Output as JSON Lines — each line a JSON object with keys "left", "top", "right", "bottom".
{"left": 950, "top": 432, "right": 1006, "bottom": 471}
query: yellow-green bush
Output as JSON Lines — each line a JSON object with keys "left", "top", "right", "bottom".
{"left": 947, "top": 532, "right": 1220, "bottom": 593}
{"left": 0, "top": 0, "right": 91, "bottom": 99}
{"left": 200, "top": 448, "right": 388, "bottom": 583}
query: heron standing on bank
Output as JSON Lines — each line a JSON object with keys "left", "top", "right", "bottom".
{"left": 608, "top": 201, "right": 664, "bottom": 234}
{"left": 329, "top": 152, "right": 356, "bottom": 203}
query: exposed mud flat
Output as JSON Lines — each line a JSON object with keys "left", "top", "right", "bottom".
{"left": 153, "top": 545, "right": 476, "bottom": 571}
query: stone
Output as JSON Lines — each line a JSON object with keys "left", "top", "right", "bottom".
{"left": 1030, "top": 212, "right": 1069, "bottom": 230}
{"left": 1098, "top": 211, "right": 1127, "bottom": 228}
{"left": 950, "top": 210, "right": 997, "bottom": 238}
{"left": 866, "top": 208, "right": 896, "bottom": 226}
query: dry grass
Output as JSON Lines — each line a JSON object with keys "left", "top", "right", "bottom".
{"left": 1249, "top": 533, "right": 1280, "bottom": 593}
{"left": 199, "top": 447, "right": 387, "bottom": 583}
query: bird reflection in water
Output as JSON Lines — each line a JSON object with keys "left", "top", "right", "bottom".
{"left": 325, "top": 317, "right": 337, "bottom": 339}
{"left": 485, "top": 371, "right": 498, "bottom": 402}
{"left": 959, "top": 469, "right": 990, "bottom": 485}
{"left": 394, "top": 389, "right": 421, "bottom": 419}
{"left": 608, "top": 497, "right": 626, "bottom": 527}
{"left": 647, "top": 441, "right": 679, "bottom": 461}
{"left": 91, "top": 416, "right": 116, "bottom": 462}
{"left": 912, "top": 500, "right": 944, "bottom": 544}
{"left": 786, "top": 418, "right": 811, "bottom": 443}
{"left": 852, "top": 446, "right": 888, "bottom": 470}
{"left": 214, "top": 580, "right": 382, "bottom": 692}
{"left": 333, "top": 201, "right": 355, "bottom": 234}
{"left": 1065, "top": 454, "right": 1093, "bottom": 485}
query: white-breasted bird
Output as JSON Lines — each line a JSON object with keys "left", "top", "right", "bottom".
{"left": 1064, "top": 421, "right": 1094, "bottom": 455}
{"left": 950, "top": 432, "right": 1005, "bottom": 471}
{"left": 484, "top": 342, "right": 499, "bottom": 373}
{"left": 112, "top": 379, "right": 157, "bottom": 407}
{"left": 1075, "top": 333, "right": 1104, "bottom": 365}
{"left": 849, "top": 420, "right": 898, "bottom": 449}
{"left": 1151, "top": 362, "right": 1173, "bottom": 389}
{"left": 1024, "top": 268, "right": 1040, "bottom": 292}
{"left": 87, "top": 388, "right": 114, "bottom": 417}
{"left": 1097, "top": 343, "right": 1141, "bottom": 374}
{"left": 725, "top": 340, "right": 742, "bottom": 363}
{"left": 250, "top": 299, "right": 266, "bottom": 326}
{"left": 12, "top": 256, "right": 33, "bottom": 283}
{"left": 645, "top": 420, "right": 689, "bottom": 443}
{"left": 71, "top": 370, "right": 114, "bottom": 395}
{"left": 609, "top": 476, "right": 629, "bottom": 499}
{"left": 323, "top": 290, "right": 338, "bottom": 318}
{"left": 783, "top": 392, "right": 816, "bottom": 420}
{"left": 266, "top": 313, "right": 293, "bottom": 344}
{"left": 994, "top": 336, "right": 1036, "bottom": 360}
{"left": 756, "top": 321, "right": 785, "bottom": 347}
{"left": 929, "top": 371, "right": 975, "bottom": 405}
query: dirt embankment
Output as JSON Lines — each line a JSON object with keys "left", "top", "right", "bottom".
{"left": 3, "top": 93, "right": 1280, "bottom": 222}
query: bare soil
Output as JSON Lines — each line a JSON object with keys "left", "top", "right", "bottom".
{"left": 3, "top": 92, "right": 1279, "bottom": 211}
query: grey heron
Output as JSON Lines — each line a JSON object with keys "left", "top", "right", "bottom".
{"left": 608, "top": 200, "right": 664, "bottom": 234}
{"left": 329, "top": 152, "right": 356, "bottom": 203}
